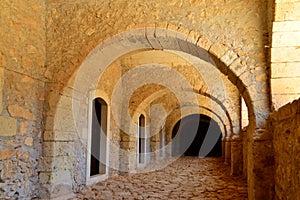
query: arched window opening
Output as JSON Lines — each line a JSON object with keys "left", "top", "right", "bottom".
{"left": 90, "top": 98, "right": 108, "bottom": 177}
{"left": 171, "top": 114, "right": 222, "bottom": 157}
{"left": 138, "top": 114, "right": 146, "bottom": 164}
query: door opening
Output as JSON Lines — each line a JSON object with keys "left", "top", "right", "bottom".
{"left": 90, "top": 98, "right": 108, "bottom": 176}
{"left": 172, "top": 114, "right": 222, "bottom": 157}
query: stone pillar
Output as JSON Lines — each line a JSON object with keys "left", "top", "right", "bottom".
{"left": 224, "top": 137, "right": 231, "bottom": 165}
{"left": 247, "top": 128, "right": 275, "bottom": 200}
{"left": 119, "top": 130, "right": 137, "bottom": 174}
{"left": 242, "top": 128, "right": 248, "bottom": 178}
{"left": 230, "top": 134, "right": 243, "bottom": 176}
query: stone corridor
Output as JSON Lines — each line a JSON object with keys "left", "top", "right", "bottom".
{"left": 73, "top": 157, "right": 247, "bottom": 200}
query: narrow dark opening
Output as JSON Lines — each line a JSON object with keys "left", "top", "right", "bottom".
{"left": 90, "top": 98, "right": 107, "bottom": 176}
{"left": 172, "top": 114, "right": 222, "bottom": 157}
{"left": 138, "top": 115, "right": 145, "bottom": 163}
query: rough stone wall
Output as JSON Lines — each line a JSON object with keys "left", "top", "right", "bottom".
{"left": 44, "top": 4, "right": 270, "bottom": 197}
{"left": 271, "top": 0, "right": 300, "bottom": 109}
{"left": 0, "top": 0, "right": 273, "bottom": 198}
{"left": 0, "top": 0, "right": 46, "bottom": 199}
{"left": 45, "top": 0, "right": 269, "bottom": 109}
{"left": 269, "top": 99, "right": 300, "bottom": 199}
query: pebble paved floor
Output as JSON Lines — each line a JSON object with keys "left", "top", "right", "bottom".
{"left": 73, "top": 157, "right": 248, "bottom": 200}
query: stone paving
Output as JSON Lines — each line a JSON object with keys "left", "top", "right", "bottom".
{"left": 73, "top": 157, "right": 248, "bottom": 200}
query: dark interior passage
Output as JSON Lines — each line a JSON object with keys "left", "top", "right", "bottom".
{"left": 90, "top": 98, "right": 108, "bottom": 176}
{"left": 172, "top": 114, "right": 222, "bottom": 157}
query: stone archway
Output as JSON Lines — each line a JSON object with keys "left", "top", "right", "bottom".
{"left": 44, "top": 27, "right": 271, "bottom": 199}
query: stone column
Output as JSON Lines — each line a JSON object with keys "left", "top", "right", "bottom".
{"left": 230, "top": 134, "right": 243, "bottom": 176}
{"left": 224, "top": 136, "right": 231, "bottom": 165}
{"left": 247, "top": 128, "right": 275, "bottom": 200}
{"left": 242, "top": 128, "right": 248, "bottom": 177}
{"left": 119, "top": 131, "right": 136, "bottom": 174}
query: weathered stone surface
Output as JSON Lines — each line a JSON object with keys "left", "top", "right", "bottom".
{"left": 8, "top": 104, "right": 36, "bottom": 120}
{"left": 231, "top": 138, "right": 243, "bottom": 176}
{"left": 18, "top": 121, "right": 29, "bottom": 135}
{"left": 0, "top": 149, "right": 15, "bottom": 161}
{"left": 209, "top": 43, "right": 229, "bottom": 59}
{"left": 0, "top": 67, "right": 3, "bottom": 113}
{"left": 269, "top": 99, "right": 300, "bottom": 200}
{"left": 221, "top": 50, "right": 238, "bottom": 66}
{"left": 0, "top": 116, "right": 17, "bottom": 136}
{"left": 272, "top": 31, "right": 300, "bottom": 47}
{"left": 271, "top": 62, "right": 300, "bottom": 78}
{"left": 74, "top": 157, "right": 247, "bottom": 200}
{"left": 24, "top": 137, "right": 34, "bottom": 146}
{"left": 271, "top": 77, "right": 300, "bottom": 94}
{"left": 271, "top": 47, "right": 300, "bottom": 63}
{"left": 275, "top": 2, "right": 300, "bottom": 22}
{"left": 2, "top": 160, "right": 14, "bottom": 180}
{"left": 271, "top": 1, "right": 300, "bottom": 109}
{"left": 273, "top": 21, "right": 300, "bottom": 32}
{"left": 1, "top": 0, "right": 299, "bottom": 199}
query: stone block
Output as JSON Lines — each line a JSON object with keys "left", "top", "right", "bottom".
{"left": 272, "top": 94, "right": 300, "bottom": 110}
{"left": 209, "top": 43, "right": 229, "bottom": 59}
{"left": 0, "top": 116, "right": 17, "bottom": 136}
{"left": 272, "top": 31, "right": 300, "bottom": 47}
{"left": 1, "top": 160, "right": 14, "bottom": 180}
{"left": 53, "top": 108, "right": 76, "bottom": 132}
{"left": 271, "top": 47, "right": 300, "bottom": 63}
{"left": 0, "top": 149, "right": 15, "bottom": 161}
{"left": 273, "top": 21, "right": 300, "bottom": 32}
{"left": 275, "top": 2, "right": 300, "bottom": 21}
{"left": 271, "top": 77, "right": 300, "bottom": 94}
{"left": 271, "top": 62, "right": 300, "bottom": 78}
{"left": 196, "top": 34, "right": 212, "bottom": 51}
{"left": 221, "top": 50, "right": 238, "bottom": 66}
{"left": 38, "top": 156, "right": 73, "bottom": 172}
{"left": 18, "top": 121, "right": 29, "bottom": 135}
{"left": 43, "top": 130, "right": 76, "bottom": 141}
{"left": 8, "top": 104, "right": 36, "bottom": 120}
{"left": 42, "top": 141, "right": 74, "bottom": 157}
{"left": 24, "top": 137, "right": 33, "bottom": 146}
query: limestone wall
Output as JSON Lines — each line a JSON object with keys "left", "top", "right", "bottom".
{"left": 44, "top": 1, "right": 270, "bottom": 198}
{"left": 271, "top": 1, "right": 300, "bottom": 109}
{"left": 45, "top": 0, "right": 270, "bottom": 115}
{"left": 0, "top": 0, "right": 275, "bottom": 198}
{"left": 0, "top": 0, "right": 46, "bottom": 199}
{"left": 269, "top": 99, "right": 300, "bottom": 199}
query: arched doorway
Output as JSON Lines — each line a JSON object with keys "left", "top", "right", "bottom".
{"left": 89, "top": 98, "right": 108, "bottom": 177}
{"left": 172, "top": 114, "right": 222, "bottom": 157}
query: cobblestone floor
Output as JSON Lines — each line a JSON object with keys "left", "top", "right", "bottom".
{"left": 73, "top": 157, "right": 248, "bottom": 200}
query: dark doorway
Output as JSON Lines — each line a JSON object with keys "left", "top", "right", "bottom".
{"left": 138, "top": 114, "right": 146, "bottom": 164}
{"left": 172, "top": 114, "right": 222, "bottom": 157}
{"left": 90, "top": 98, "right": 108, "bottom": 176}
